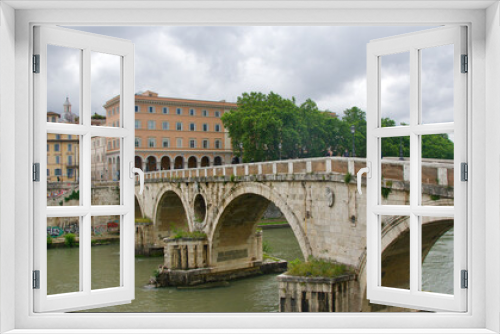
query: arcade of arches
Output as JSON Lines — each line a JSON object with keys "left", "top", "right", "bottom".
{"left": 135, "top": 154, "right": 227, "bottom": 171}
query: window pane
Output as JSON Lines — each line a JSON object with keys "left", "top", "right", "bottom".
{"left": 47, "top": 45, "right": 81, "bottom": 125}
{"left": 91, "top": 215, "right": 121, "bottom": 290}
{"left": 381, "top": 215, "right": 410, "bottom": 290}
{"left": 421, "top": 44, "right": 454, "bottom": 124}
{"left": 421, "top": 133, "right": 454, "bottom": 206}
{"left": 91, "top": 137, "right": 121, "bottom": 205}
{"left": 91, "top": 52, "right": 121, "bottom": 127}
{"left": 47, "top": 216, "right": 80, "bottom": 295}
{"left": 47, "top": 133, "right": 80, "bottom": 206}
{"left": 380, "top": 52, "right": 410, "bottom": 127}
{"left": 421, "top": 217, "right": 454, "bottom": 294}
{"left": 381, "top": 136, "right": 410, "bottom": 205}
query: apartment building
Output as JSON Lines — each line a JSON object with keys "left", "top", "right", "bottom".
{"left": 104, "top": 90, "right": 236, "bottom": 171}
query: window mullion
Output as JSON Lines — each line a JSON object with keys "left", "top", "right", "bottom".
{"left": 81, "top": 48, "right": 92, "bottom": 295}
{"left": 409, "top": 47, "right": 420, "bottom": 294}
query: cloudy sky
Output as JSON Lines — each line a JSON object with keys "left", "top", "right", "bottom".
{"left": 47, "top": 25, "right": 454, "bottom": 125}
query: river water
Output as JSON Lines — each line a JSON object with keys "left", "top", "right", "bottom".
{"left": 46, "top": 226, "right": 452, "bottom": 313}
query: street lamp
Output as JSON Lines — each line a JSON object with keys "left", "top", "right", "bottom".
{"left": 239, "top": 142, "right": 243, "bottom": 163}
{"left": 399, "top": 136, "right": 404, "bottom": 161}
{"left": 278, "top": 143, "right": 282, "bottom": 160}
{"left": 350, "top": 125, "right": 356, "bottom": 157}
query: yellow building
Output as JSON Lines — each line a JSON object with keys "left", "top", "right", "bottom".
{"left": 46, "top": 98, "right": 79, "bottom": 182}
{"left": 103, "top": 90, "right": 237, "bottom": 172}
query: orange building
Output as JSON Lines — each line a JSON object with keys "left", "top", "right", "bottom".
{"left": 103, "top": 90, "right": 236, "bottom": 172}
{"left": 46, "top": 99, "right": 79, "bottom": 182}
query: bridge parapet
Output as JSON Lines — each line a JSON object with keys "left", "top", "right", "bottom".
{"left": 138, "top": 157, "right": 454, "bottom": 188}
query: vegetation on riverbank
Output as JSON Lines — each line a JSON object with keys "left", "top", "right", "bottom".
{"left": 170, "top": 228, "right": 207, "bottom": 240}
{"left": 258, "top": 220, "right": 288, "bottom": 226}
{"left": 286, "top": 257, "right": 352, "bottom": 278}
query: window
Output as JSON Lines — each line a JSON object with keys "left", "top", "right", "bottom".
{"left": 214, "top": 139, "right": 221, "bottom": 149}
{"left": 215, "top": 110, "right": 220, "bottom": 117}
{"left": 203, "top": 123, "right": 208, "bottom": 132}
{"left": 148, "top": 106, "right": 155, "bottom": 113}
{"left": 176, "top": 122, "right": 182, "bottom": 131}
{"left": 162, "top": 107, "right": 169, "bottom": 114}
{"left": 135, "top": 138, "right": 141, "bottom": 148}
{"left": 135, "top": 105, "right": 139, "bottom": 112}
{"left": 135, "top": 120, "right": 141, "bottom": 129}
{"left": 6, "top": 10, "right": 496, "bottom": 334}
{"left": 202, "top": 139, "right": 209, "bottom": 149}
{"left": 68, "top": 144, "right": 72, "bottom": 151}
{"left": 176, "top": 138, "right": 183, "bottom": 148}
{"left": 30, "top": 25, "right": 135, "bottom": 313}
{"left": 148, "top": 120, "right": 156, "bottom": 130}
{"left": 47, "top": 144, "right": 49, "bottom": 151}
{"left": 363, "top": 25, "right": 467, "bottom": 312}
{"left": 202, "top": 109, "right": 208, "bottom": 117}
{"left": 68, "top": 135, "right": 72, "bottom": 139}
{"left": 148, "top": 138, "right": 156, "bottom": 148}
{"left": 162, "top": 138, "right": 170, "bottom": 148}
{"left": 215, "top": 124, "right": 221, "bottom": 132}
{"left": 162, "top": 121, "right": 169, "bottom": 130}
{"left": 189, "top": 108, "right": 195, "bottom": 116}
{"left": 47, "top": 169, "right": 49, "bottom": 176}
{"left": 176, "top": 107, "right": 182, "bottom": 115}
{"left": 190, "top": 123, "right": 195, "bottom": 131}
{"left": 54, "top": 144, "right": 60, "bottom": 152}
{"left": 117, "top": 106, "right": 120, "bottom": 113}
{"left": 189, "top": 139, "right": 196, "bottom": 148}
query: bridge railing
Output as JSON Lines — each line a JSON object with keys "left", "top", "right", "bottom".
{"left": 138, "top": 157, "right": 454, "bottom": 188}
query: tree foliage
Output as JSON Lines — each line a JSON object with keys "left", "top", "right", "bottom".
{"left": 221, "top": 92, "right": 454, "bottom": 162}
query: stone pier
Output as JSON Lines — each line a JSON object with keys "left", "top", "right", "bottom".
{"left": 277, "top": 274, "right": 360, "bottom": 312}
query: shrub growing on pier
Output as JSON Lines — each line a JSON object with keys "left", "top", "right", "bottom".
{"left": 286, "top": 257, "right": 351, "bottom": 278}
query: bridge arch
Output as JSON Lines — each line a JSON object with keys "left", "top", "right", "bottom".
{"left": 153, "top": 187, "right": 192, "bottom": 236}
{"left": 208, "top": 182, "right": 312, "bottom": 266}
{"left": 134, "top": 195, "right": 143, "bottom": 219}
{"left": 357, "top": 216, "right": 454, "bottom": 311}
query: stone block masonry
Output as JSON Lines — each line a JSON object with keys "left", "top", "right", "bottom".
{"left": 277, "top": 274, "right": 360, "bottom": 312}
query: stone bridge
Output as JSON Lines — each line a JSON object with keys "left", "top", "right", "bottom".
{"left": 134, "top": 156, "right": 454, "bottom": 301}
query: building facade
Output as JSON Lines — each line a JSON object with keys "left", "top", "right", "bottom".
{"left": 46, "top": 98, "right": 79, "bottom": 182}
{"left": 103, "top": 90, "right": 236, "bottom": 172}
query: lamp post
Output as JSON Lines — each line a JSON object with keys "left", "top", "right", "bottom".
{"left": 399, "top": 136, "right": 404, "bottom": 161}
{"left": 350, "top": 125, "right": 356, "bottom": 157}
{"left": 278, "top": 143, "right": 282, "bottom": 160}
{"left": 239, "top": 142, "right": 243, "bottom": 163}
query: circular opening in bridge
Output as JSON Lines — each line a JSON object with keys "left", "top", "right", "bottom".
{"left": 193, "top": 194, "right": 207, "bottom": 224}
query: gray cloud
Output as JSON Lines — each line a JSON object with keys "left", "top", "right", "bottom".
{"left": 49, "top": 25, "right": 454, "bottom": 125}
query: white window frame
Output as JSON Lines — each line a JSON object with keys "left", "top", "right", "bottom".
{"left": 2, "top": 2, "right": 497, "bottom": 333}
{"left": 162, "top": 107, "right": 169, "bottom": 114}
{"left": 162, "top": 121, "right": 169, "bottom": 130}
{"left": 147, "top": 120, "right": 155, "bottom": 130}
{"left": 162, "top": 138, "right": 169, "bottom": 148}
